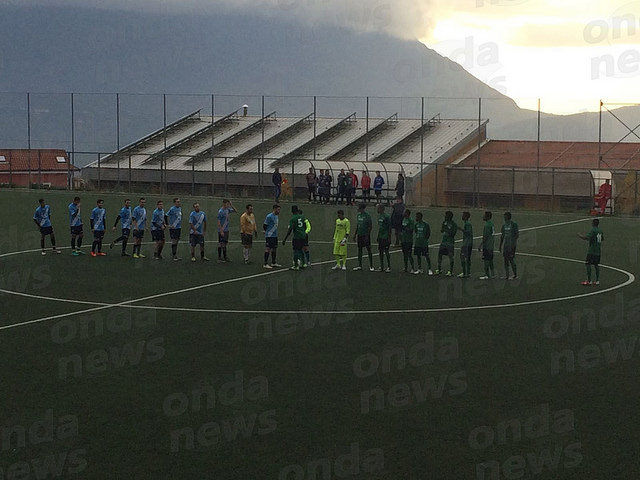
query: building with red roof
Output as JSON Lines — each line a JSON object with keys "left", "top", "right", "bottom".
{"left": 0, "top": 150, "right": 77, "bottom": 188}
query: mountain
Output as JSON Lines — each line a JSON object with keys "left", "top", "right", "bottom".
{"left": 0, "top": 4, "right": 637, "bottom": 154}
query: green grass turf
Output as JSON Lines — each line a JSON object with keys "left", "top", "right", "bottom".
{"left": 1, "top": 188, "right": 639, "bottom": 479}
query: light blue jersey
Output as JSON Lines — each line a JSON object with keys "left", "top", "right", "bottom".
{"left": 132, "top": 206, "right": 147, "bottom": 230}
{"left": 90, "top": 207, "right": 106, "bottom": 231}
{"left": 166, "top": 205, "right": 182, "bottom": 229}
{"left": 68, "top": 203, "right": 82, "bottom": 227}
{"left": 217, "top": 207, "right": 235, "bottom": 232}
{"left": 189, "top": 211, "right": 207, "bottom": 235}
{"left": 119, "top": 206, "right": 132, "bottom": 229}
{"left": 264, "top": 212, "right": 278, "bottom": 238}
{"left": 151, "top": 208, "right": 165, "bottom": 231}
{"left": 33, "top": 205, "right": 52, "bottom": 228}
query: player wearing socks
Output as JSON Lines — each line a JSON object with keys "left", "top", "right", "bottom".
{"left": 89, "top": 199, "right": 107, "bottom": 256}
{"left": 499, "top": 212, "right": 519, "bottom": 280}
{"left": 263, "top": 204, "right": 281, "bottom": 269}
{"left": 131, "top": 198, "right": 147, "bottom": 258}
{"left": 282, "top": 205, "right": 308, "bottom": 270}
{"left": 332, "top": 210, "right": 350, "bottom": 270}
{"left": 33, "top": 198, "right": 61, "bottom": 255}
{"left": 240, "top": 204, "right": 258, "bottom": 264}
{"left": 110, "top": 199, "right": 132, "bottom": 256}
{"left": 166, "top": 198, "right": 182, "bottom": 261}
{"left": 189, "top": 203, "right": 208, "bottom": 262}
{"left": 68, "top": 196, "right": 84, "bottom": 256}
{"left": 436, "top": 211, "right": 457, "bottom": 276}
{"left": 217, "top": 199, "right": 236, "bottom": 262}
{"left": 151, "top": 200, "right": 167, "bottom": 260}
{"left": 414, "top": 212, "right": 431, "bottom": 274}
{"left": 297, "top": 208, "right": 312, "bottom": 266}
{"left": 478, "top": 211, "right": 496, "bottom": 280}
{"left": 352, "top": 204, "right": 374, "bottom": 271}
{"left": 400, "top": 209, "right": 417, "bottom": 273}
{"left": 458, "top": 212, "right": 473, "bottom": 278}
{"left": 376, "top": 204, "right": 392, "bottom": 272}
{"left": 579, "top": 219, "right": 603, "bottom": 285}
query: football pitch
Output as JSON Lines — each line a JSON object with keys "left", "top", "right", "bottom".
{"left": 1, "top": 188, "right": 639, "bottom": 479}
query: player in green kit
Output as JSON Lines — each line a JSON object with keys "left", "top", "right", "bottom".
{"left": 499, "top": 211, "right": 519, "bottom": 280}
{"left": 579, "top": 218, "right": 604, "bottom": 285}
{"left": 376, "top": 204, "right": 392, "bottom": 272}
{"left": 436, "top": 211, "right": 458, "bottom": 276}
{"left": 332, "top": 210, "right": 351, "bottom": 270}
{"left": 400, "top": 209, "right": 417, "bottom": 273}
{"left": 352, "top": 204, "right": 374, "bottom": 271}
{"left": 478, "top": 211, "right": 496, "bottom": 280}
{"left": 282, "top": 205, "right": 308, "bottom": 270}
{"left": 458, "top": 211, "right": 473, "bottom": 278}
{"left": 414, "top": 212, "right": 432, "bottom": 275}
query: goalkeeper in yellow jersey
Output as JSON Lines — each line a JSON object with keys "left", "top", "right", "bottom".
{"left": 332, "top": 209, "right": 351, "bottom": 271}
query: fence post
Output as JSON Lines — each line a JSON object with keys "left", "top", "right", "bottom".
{"left": 551, "top": 167, "right": 555, "bottom": 212}
{"left": 70, "top": 92, "right": 75, "bottom": 191}
{"left": 97, "top": 153, "right": 101, "bottom": 191}
{"left": 128, "top": 154, "right": 132, "bottom": 193}
{"left": 38, "top": 149, "right": 42, "bottom": 187}
{"left": 224, "top": 157, "right": 228, "bottom": 195}
{"left": 291, "top": 158, "right": 295, "bottom": 200}
{"left": 635, "top": 170, "right": 638, "bottom": 207}
{"left": 434, "top": 164, "right": 438, "bottom": 207}
{"left": 511, "top": 167, "right": 515, "bottom": 209}
{"left": 8, "top": 151, "right": 12, "bottom": 186}
{"left": 211, "top": 94, "right": 215, "bottom": 197}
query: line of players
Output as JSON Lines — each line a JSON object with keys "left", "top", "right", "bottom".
{"left": 32, "top": 197, "right": 604, "bottom": 283}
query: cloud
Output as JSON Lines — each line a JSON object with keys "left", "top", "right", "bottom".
{"left": 1, "top": 0, "right": 435, "bottom": 40}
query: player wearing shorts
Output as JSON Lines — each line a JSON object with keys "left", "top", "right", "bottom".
{"left": 68, "top": 196, "right": 84, "bottom": 256}
{"left": 373, "top": 171, "right": 384, "bottom": 202}
{"left": 414, "top": 212, "right": 432, "bottom": 274}
{"left": 332, "top": 210, "right": 350, "bottom": 270}
{"left": 376, "top": 204, "right": 392, "bottom": 272}
{"left": 89, "top": 199, "right": 107, "bottom": 257}
{"left": 458, "top": 212, "right": 473, "bottom": 278}
{"left": 240, "top": 204, "right": 258, "bottom": 264}
{"left": 151, "top": 200, "right": 167, "bottom": 260}
{"left": 297, "top": 208, "right": 312, "bottom": 266}
{"left": 478, "top": 211, "right": 496, "bottom": 280}
{"left": 189, "top": 203, "right": 208, "bottom": 262}
{"left": 33, "top": 198, "right": 61, "bottom": 255}
{"left": 436, "top": 211, "right": 458, "bottom": 276}
{"left": 499, "top": 212, "right": 519, "bottom": 280}
{"left": 110, "top": 199, "right": 132, "bottom": 256}
{"left": 282, "top": 205, "right": 308, "bottom": 270}
{"left": 400, "top": 209, "right": 417, "bottom": 273}
{"left": 579, "top": 218, "right": 603, "bottom": 285}
{"left": 217, "top": 199, "right": 236, "bottom": 262}
{"left": 263, "top": 204, "right": 281, "bottom": 269}
{"left": 353, "top": 204, "right": 374, "bottom": 271}
{"left": 166, "top": 198, "right": 182, "bottom": 261}
{"left": 131, "top": 198, "right": 147, "bottom": 259}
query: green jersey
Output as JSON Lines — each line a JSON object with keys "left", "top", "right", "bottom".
{"left": 414, "top": 221, "right": 430, "bottom": 248}
{"left": 289, "top": 214, "right": 307, "bottom": 239}
{"left": 400, "top": 217, "right": 415, "bottom": 244}
{"left": 440, "top": 220, "right": 458, "bottom": 246}
{"left": 462, "top": 220, "right": 473, "bottom": 247}
{"left": 356, "top": 212, "right": 372, "bottom": 236}
{"left": 482, "top": 220, "right": 495, "bottom": 251}
{"left": 587, "top": 227, "right": 604, "bottom": 256}
{"left": 501, "top": 221, "right": 519, "bottom": 248}
{"left": 377, "top": 213, "right": 391, "bottom": 241}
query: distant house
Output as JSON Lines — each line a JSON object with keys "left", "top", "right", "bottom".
{"left": 0, "top": 150, "right": 77, "bottom": 187}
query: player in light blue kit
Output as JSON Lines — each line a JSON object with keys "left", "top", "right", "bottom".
{"left": 89, "top": 199, "right": 107, "bottom": 257}
{"left": 217, "top": 198, "right": 236, "bottom": 262}
{"left": 166, "top": 197, "right": 183, "bottom": 261}
{"left": 263, "top": 204, "right": 281, "bottom": 269}
{"left": 189, "top": 203, "right": 209, "bottom": 262}
{"left": 131, "top": 197, "right": 147, "bottom": 259}
{"left": 33, "top": 198, "right": 61, "bottom": 255}
{"left": 110, "top": 199, "right": 132, "bottom": 256}
{"left": 68, "top": 196, "right": 84, "bottom": 256}
{"left": 151, "top": 200, "right": 167, "bottom": 260}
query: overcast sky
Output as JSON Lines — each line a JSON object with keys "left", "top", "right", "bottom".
{"left": 4, "top": 0, "right": 640, "bottom": 114}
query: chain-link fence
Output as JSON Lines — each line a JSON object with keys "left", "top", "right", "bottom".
{"left": 1, "top": 93, "right": 639, "bottom": 213}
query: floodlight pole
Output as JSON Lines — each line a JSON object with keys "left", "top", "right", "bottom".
{"left": 598, "top": 100, "right": 602, "bottom": 169}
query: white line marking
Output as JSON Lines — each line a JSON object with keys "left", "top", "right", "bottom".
{"left": 1, "top": 216, "right": 628, "bottom": 330}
